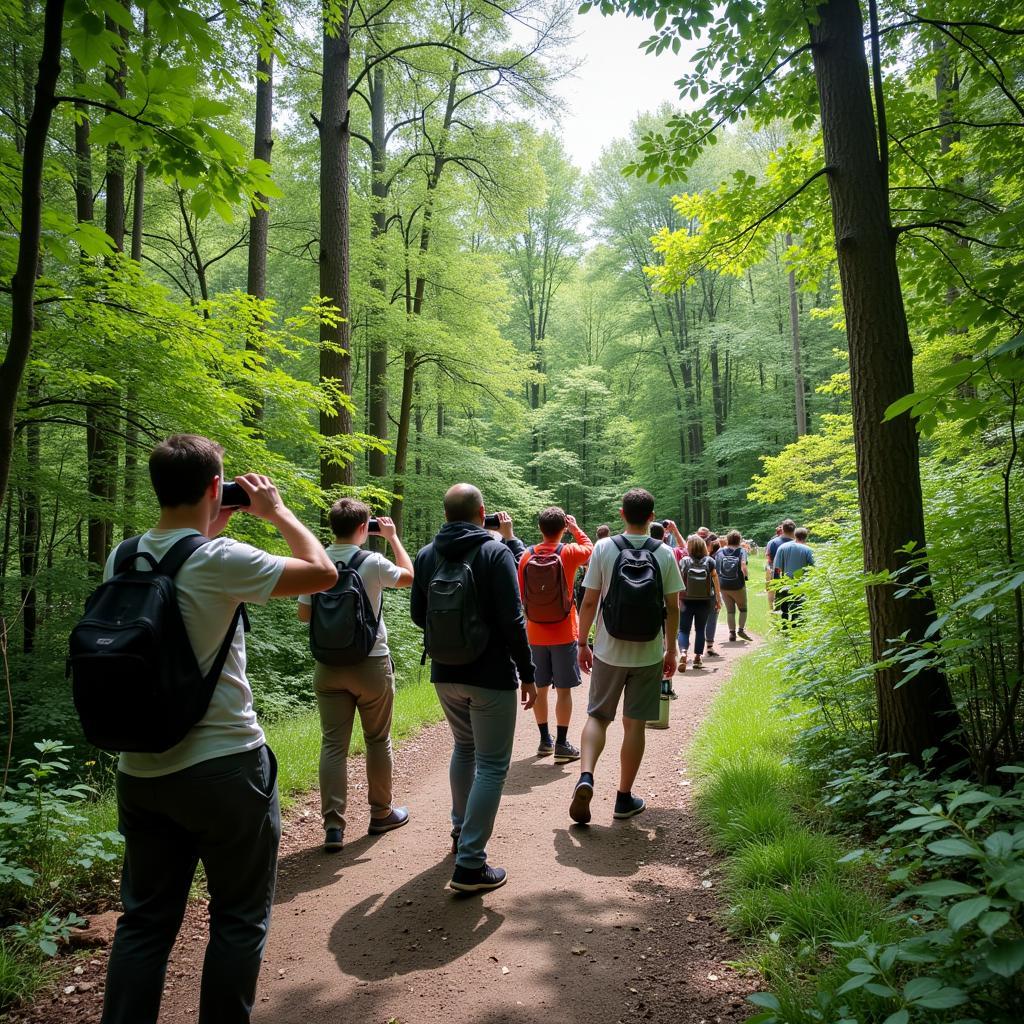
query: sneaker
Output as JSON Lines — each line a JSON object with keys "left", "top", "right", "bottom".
{"left": 738, "top": 629, "right": 752, "bottom": 641}
{"left": 706, "top": 646, "right": 722, "bottom": 658}
{"left": 693, "top": 655, "right": 703, "bottom": 668}
{"left": 368, "top": 806, "right": 409, "bottom": 835}
{"left": 569, "top": 778, "right": 594, "bottom": 824}
{"left": 324, "top": 827, "right": 344, "bottom": 852}
{"left": 677, "top": 655, "right": 688, "bottom": 673}
{"left": 613, "top": 793, "right": 646, "bottom": 819}
{"left": 667, "top": 688, "right": 679, "bottom": 700}
{"left": 554, "top": 740, "right": 581, "bottom": 764}
{"left": 449, "top": 863, "right": 507, "bottom": 893}
{"left": 729, "top": 631, "right": 736, "bottom": 641}
{"left": 537, "top": 735, "right": 554, "bottom": 757}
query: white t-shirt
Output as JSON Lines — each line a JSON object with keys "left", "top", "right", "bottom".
{"left": 103, "top": 528, "right": 285, "bottom": 778}
{"left": 582, "top": 534, "right": 684, "bottom": 668}
{"left": 298, "top": 543, "right": 404, "bottom": 659}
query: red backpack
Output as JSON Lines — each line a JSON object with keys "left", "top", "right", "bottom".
{"left": 522, "top": 545, "right": 573, "bottom": 624}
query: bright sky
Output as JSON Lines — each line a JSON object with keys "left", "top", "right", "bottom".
{"left": 549, "top": 10, "right": 699, "bottom": 171}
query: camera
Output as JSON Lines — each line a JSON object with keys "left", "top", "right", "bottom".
{"left": 367, "top": 518, "right": 381, "bottom": 535}
{"left": 221, "top": 482, "right": 251, "bottom": 508}
{"left": 483, "top": 513, "right": 500, "bottom": 529}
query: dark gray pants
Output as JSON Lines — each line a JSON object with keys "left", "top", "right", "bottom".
{"left": 102, "top": 746, "right": 280, "bottom": 1024}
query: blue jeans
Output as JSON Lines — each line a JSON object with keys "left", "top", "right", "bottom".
{"left": 678, "top": 600, "right": 712, "bottom": 656}
{"left": 435, "top": 684, "right": 517, "bottom": 870}
{"left": 705, "top": 604, "right": 720, "bottom": 646}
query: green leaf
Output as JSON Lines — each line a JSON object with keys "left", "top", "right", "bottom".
{"left": 882, "top": 1011, "right": 909, "bottom": 1024}
{"left": 836, "top": 973, "right": 873, "bottom": 994}
{"left": 903, "top": 976, "right": 942, "bottom": 1000}
{"left": 985, "top": 940, "right": 1024, "bottom": 978}
{"left": 927, "top": 838, "right": 979, "bottom": 857}
{"left": 914, "top": 988, "right": 969, "bottom": 1009}
{"left": 747, "top": 993, "right": 782, "bottom": 1010}
{"left": 845, "top": 958, "right": 879, "bottom": 975}
{"left": 910, "top": 880, "right": 977, "bottom": 897}
{"left": 977, "top": 911, "right": 1011, "bottom": 938}
{"left": 948, "top": 896, "right": 990, "bottom": 931}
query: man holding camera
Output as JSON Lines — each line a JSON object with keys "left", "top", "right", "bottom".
{"left": 100, "top": 435, "right": 337, "bottom": 1024}
{"left": 411, "top": 484, "right": 537, "bottom": 892}
{"left": 297, "top": 498, "right": 414, "bottom": 851}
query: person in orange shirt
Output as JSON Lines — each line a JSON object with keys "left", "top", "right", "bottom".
{"left": 518, "top": 508, "right": 594, "bottom": 763}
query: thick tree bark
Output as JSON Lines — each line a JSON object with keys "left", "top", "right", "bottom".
{"left": 0, "top": 0, "right": 64, "bottom": 516}
{"left": 246, "top": 6, "right": 273, "bottom": 426}
{"left": 319, "top": 9, "right": 354, "bottom": 498}
{"left": 367, "top": 65, "right": 389, "bottom": 481}
{"left": 786, "top": 232, "right": 808, "bottom": 437}
{"left": 809, "top": 0, "right": 962, "bottom": 764}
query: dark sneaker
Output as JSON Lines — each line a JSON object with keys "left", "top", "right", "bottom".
{"left": 738, "top": 629, "right": 753, "bottom": 641}
{"left": 324, "top": 827, "right": 344, "bottom": 852}
{"left": 729, "top": 631, "right": 736, "bottom": 641}
{"left": 569, "top": 778, "right": 594, "bottom": 824}
{"left": 449, "top": 863, "right": 507, "bottom": 893}
{"left": 667, "top": 688, "right": 679, "bottom": 700}
{"left": 706, "top": 646, "right": 722, "bottom": 658}
{"left": 537, "top": 735, "right": 554, "bottom": 757}
{"left": 554, "top": 740, "right": 581, "bottom": 764}
{"left": 693, "top": 655, "right": 703, "bottom": 669}
{"left": 368, "top": 806, "right": 409, "bottom": 835}
{"left": 613, "top": 793, "right": 646, "bottom": 820}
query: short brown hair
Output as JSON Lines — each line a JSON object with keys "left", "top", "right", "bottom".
{"left": 148, "top": 434, "right": 223, "bottom": 508}
{"left": 538, "top": 506, "right": 567, "bottom": 539}
{"left": 795, "top": 526, "right": 809, "bottom": 542}
{"left": 687, "top": 534, "right": 708, "bottom": 559}
{"left": 329, "top": 497, "right": 370, "bottom": 538}
{"left": 621, "top": 488, "right": 654, "bottom": 527}
{"left": 727, "top": 529, "right": 742, "bottom": 546}
{"left": 649, "top": 522, "right": 665, "bottom": 540}
{"left": 781, "top": 519, "right": 796, "bottom": 534}
{"left": 596, "top": 524, "right": 611, "bottom": 539}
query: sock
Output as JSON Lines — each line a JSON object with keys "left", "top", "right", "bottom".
{"left": 580, "top": 771, "right": 594, "bottom": 787}
{"left": 616, "top": 790, "right": 632, "bottom": 803}
{"left": 556, "top": 725, "right": 568, "bottom": 745}
{"left": 538, "top": 723, "right": 551, "bottom": 742}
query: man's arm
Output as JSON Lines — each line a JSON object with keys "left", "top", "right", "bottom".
{"left": 577, "top": 587, "right": 599, "bottom": 672}
{"left": 297, "top": 603, "right": 311, "bottom": 623}
{"left": 377, "top": 516, "right": 414, "bottom": 588}
{"left": 564, "top": 514, "right": 593, "bottom": 558}
{"left": 663, "top": 519, "right": 685, "bottom": 547}
{"left": 230, "top": 474, "right": 337, "bottom": 597}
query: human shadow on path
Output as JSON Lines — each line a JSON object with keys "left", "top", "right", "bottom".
{"left": 501, "top": 754, "right": 579, "bottom": 796}
{"left": 272, "top": 833, "right": 379, "bottom": 906}
{"left": 328, "top": 857, "right": 505, "bottom": 980}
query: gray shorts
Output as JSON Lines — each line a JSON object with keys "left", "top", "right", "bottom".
{"left": 531, "top": 641, "right": 581, "bottom": 689}
{"left": 587, "top": 657, "right": 662, "bottom": 722}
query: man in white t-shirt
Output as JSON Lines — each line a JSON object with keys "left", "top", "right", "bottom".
{"left": 571, "top": 488, "right": 683, "bottom": 824}
{"left": 298, "top": 498, "right": 414, "bottom": 851}
{"left": 100, "top": 435, "right": 336, "bottom": 1024}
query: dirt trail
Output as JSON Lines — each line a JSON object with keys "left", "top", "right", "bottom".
{"left": 18, "top": 635, "right": 760, "bottom": 1024}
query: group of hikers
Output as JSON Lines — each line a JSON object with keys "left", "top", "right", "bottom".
{"left": 72, "top": 433, "right": 814, "bottom": 1024}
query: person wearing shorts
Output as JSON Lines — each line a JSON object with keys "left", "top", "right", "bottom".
{"left": 572, "top": 489, "right": 683, "bottom": 824}
{"left": 519, "top": 509, "right": 593, "bottom": 763}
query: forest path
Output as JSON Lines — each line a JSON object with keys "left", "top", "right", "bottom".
{"left": 23, "top": 631, "right": 762, "bottom": 1024}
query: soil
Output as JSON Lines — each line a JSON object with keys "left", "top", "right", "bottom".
{"left": 11, "top": 635, "right": 762, "bottom": 1024}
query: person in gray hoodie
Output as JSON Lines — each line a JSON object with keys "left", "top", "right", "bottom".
{"left": 411, "top": 484, "right": 536, "bottom": 892}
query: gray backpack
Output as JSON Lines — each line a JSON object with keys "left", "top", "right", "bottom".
{"left": 684, "top": 557, "right": 713, "bottom": 600}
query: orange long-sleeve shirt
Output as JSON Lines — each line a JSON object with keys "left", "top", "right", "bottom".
{"left": 517, "top": 525, "right": 594, "bottom": 646}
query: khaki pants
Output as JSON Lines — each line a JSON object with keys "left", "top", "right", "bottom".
{"left": 722, "top": 588, "right": 748, "bottom": 631}
{"left": 314, "top": 656, "right": 395, "bottom": 832}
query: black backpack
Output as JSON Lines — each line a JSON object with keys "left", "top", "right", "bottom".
{"left": 424, "top": 546, "right": 490, "bottom": 665}
{"left": 68, "top": 535, "right": 246, "bottom": 754}
{"left": 717, "top": 547, "right": 744, "bottom": 590}
{"left": 600, "top": 535, "right": 665, "bottom": 642}
{"left": 309, "top": 550, "right": 381, "bottom": 666}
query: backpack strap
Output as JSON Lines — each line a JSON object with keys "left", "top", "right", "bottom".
{"left": 204, "top": 603, "right": 246, "bottom": 687}
{"left": 341, "top": 547, "right": 383, "bottom": 629}
{"left": 555, "top": 543, "right": 564, "bottom": 556}
{"left": 114, "top": 536, "right": 158, "bottom": 574}
{"left": 611, "top": 534, "right": 629, "bottom": 553}
{"left": 155, "top": 534, "right": 210, "bottom": 577}
{"left": 527, "top": 545, "right": 535, "bottom": 557}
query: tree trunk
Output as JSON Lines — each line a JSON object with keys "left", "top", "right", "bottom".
{"left": 19, "top": 378, "right": 41, "bottom": 654}
{"left": 367, "top": 65, "right": 389, "bottom": 481}
{"left": 786, "top": 232, "right": 808, "bottom": 437}
{"left": 319, "top": 8, "right": 353, "bottom": 498}
{"left": 246, "top": 3, "right": 273, "bottom": 426}
{"left": 390, "top": 350, "right": 416, "bottom": 534}
{"left": 809, "top": 0, "right": 962, "bottom": 764}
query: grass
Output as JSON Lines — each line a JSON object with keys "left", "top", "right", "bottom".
{"left": 689, "top": 597, "right": 897, "bottom": 1022}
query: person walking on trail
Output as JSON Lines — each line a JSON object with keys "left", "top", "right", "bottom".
{"left": 774, "top": 526, "right": 816, "bottom": 625}
{"left": 703, "top": 533, "right": 723, "bottom": 658}
{"left": 99, "top": 435, "right": 337, "bottom": 1024}
{"left": 518, "top": 507, "right": 593, "bottom": 763}
{"left": 596, "top": 524, "right": 611, "bottom": 540}
{"left": 716, "top": 529, "right": 752, "bottom": 642}
{"left": 571, "top": 488, "right": 682, "bottom": 825}
{"left": 650, "top": 523, "right": 679, "bottom": 701}
{"left": 297, "top": 499, "right": 414, "bottom": 853}
{"left": 765, "top": 520, "right": 796, "bottom": 611}
{"left": 677, "top": 534, "right": 723, "bottom": 672}
{"left": 411, "top": 484, "right": 537, "bottom": 893}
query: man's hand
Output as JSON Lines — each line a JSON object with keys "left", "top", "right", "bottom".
{"left": 663, "top": 645, "right": 678, "bottom": 680}
{"left": 376, "top": 515, "right": 398, "bottom": 543}
{"left": 565, "top": 514, "right": 578, "bottom": 531}
{"left": 497, "top": 510, "right": 514, "bottom": 540}
{"left": 235, "top": 474, "right": 285, "bottom": 522}
{"left": 578, "top": 643, "right": 594, "bottom": 673}
{"left": 521, "top": 682, "right": 537, "bottom": 711}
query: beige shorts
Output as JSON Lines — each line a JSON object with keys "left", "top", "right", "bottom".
{"left": 587, "top": 657, "right": 663, "bottom": 722}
